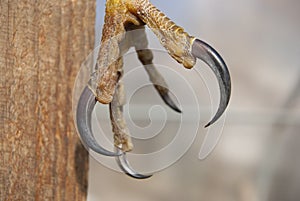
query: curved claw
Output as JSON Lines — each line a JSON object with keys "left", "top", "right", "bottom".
{"left": 76, "top": 86, "right": 120, "bottom": 156}
{"left": 159, "top": 92, "right": 182, "bottom": 113}
{"left": 116, "top": 149, "right": 152, "bottom": 179}
{"left": 191, "top": 39, "right": 231, "bottom": 127}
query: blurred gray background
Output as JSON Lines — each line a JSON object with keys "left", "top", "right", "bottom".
{"left": 87, "top": 0, "right": 300, "bottom": 200}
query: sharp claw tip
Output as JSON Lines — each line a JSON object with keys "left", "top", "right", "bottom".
{"left": 205, "top": 115, "right": 221, "bottom": 128}
{"left": 172, "top": 107, "right": 182, "bottom": 113}
{"left": 161, "top": 93, "right": 182, "bottom": 113}
{"left": 204, "top": 122, "right": 211, "bottom": 128}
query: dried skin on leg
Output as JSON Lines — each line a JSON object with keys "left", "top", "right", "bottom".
{"left": 109, "top": 74, "right": 133, "bottom": 152}
{"left": 96, "top": 1, "right": 144, "bottom": 104}
{"left": 95, "top": 1, "right": 127, "bottom": 104}
{"left": 126, "top": 0, "right": 196, "bottom": 69}
{"left": 97, "top": 2, "right": 143, "bottom": 152}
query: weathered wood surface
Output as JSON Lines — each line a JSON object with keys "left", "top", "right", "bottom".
{"left": 0, "top": 1, "right": 95, "bottom": 200}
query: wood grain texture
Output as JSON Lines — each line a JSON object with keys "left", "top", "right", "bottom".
{"left": 0, "top": 0, "right": 95, "bottom": 200}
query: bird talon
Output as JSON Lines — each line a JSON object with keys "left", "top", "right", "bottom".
{"left": 191, "top": 39, "right": 231, "bottom": 127}
{"left": 76, "top": 86, "right": 121, "bottom": 157}
{"left": 75, "top": 0, "right": 231, "bottom": 179}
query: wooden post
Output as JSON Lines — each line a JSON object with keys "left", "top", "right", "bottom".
{"left": 0, "top": 1, "right": 95, "bottom": 200}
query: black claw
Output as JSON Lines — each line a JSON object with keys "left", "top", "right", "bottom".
{"left": 76, "top": 86, "right": 120, "bottom": 157}
{"left": 159, "top": 92, "right": 182, "bottom": 113}
{"left": 192, "top": 39, "right": 231, "bottom": 127}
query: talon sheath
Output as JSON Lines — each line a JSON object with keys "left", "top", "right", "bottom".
{"left": 191, "top": 39, "right": 231, "bottom": 127}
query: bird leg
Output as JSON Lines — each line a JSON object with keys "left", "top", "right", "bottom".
{"left": 76, "top": 0, "right": 231, "bottom": 178}
{"left": 95, "top": 0, "right": 230, "bottom": 128}
{"left": 109, "top": 72, "right": 133, "bottom": 152}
